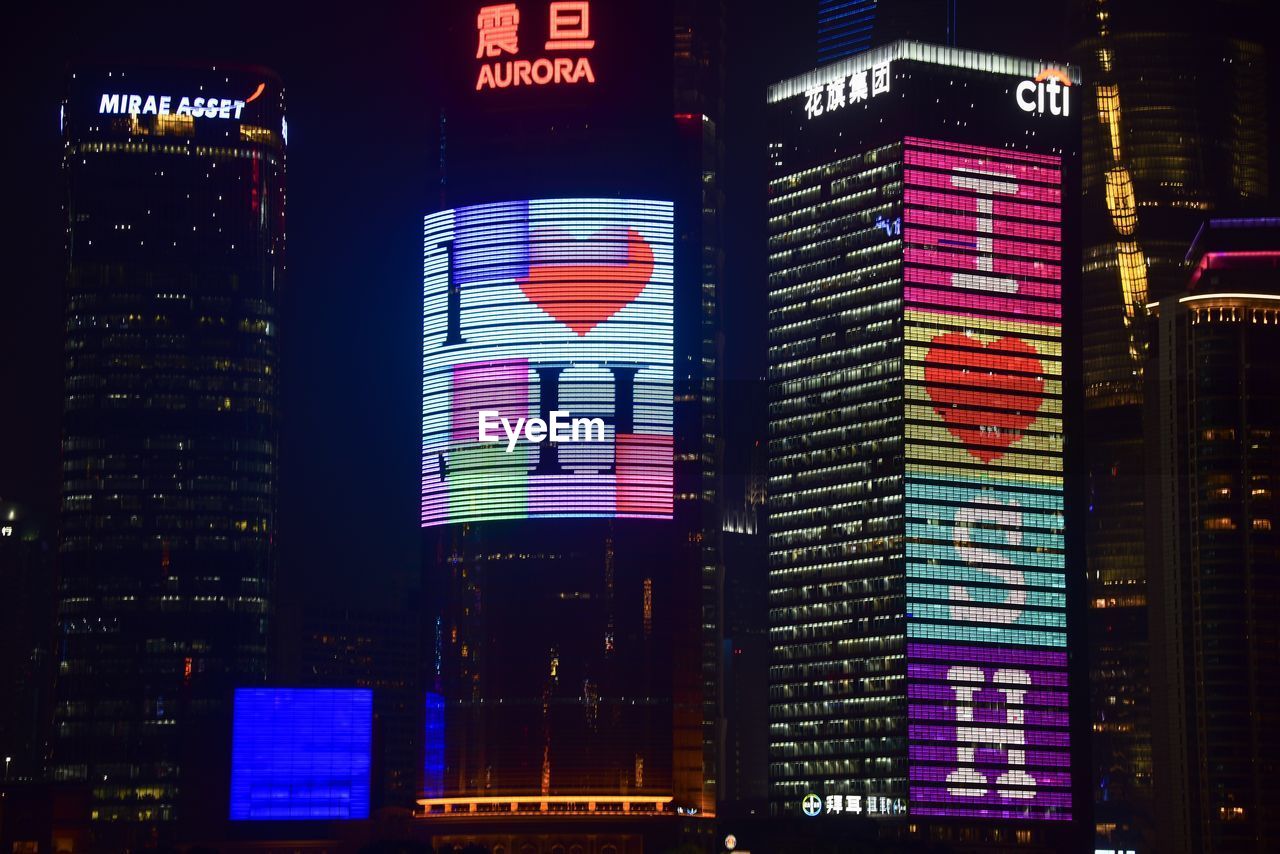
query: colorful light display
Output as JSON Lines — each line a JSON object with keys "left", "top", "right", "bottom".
{"left": 229, "top": 688, "right": 372, "bottom": 821}
{"left": 422, "top": 198, "right": 674, "bottom": 526}
{"left": 903, "top": 136, "right": 1070, "bottom": 820}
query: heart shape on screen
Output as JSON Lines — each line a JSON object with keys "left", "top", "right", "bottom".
{"left": 518, "top": 226, "right": 655, "bottom": 336}
{"left": 924, "top": 331, "right": 1045, "bottom": 463}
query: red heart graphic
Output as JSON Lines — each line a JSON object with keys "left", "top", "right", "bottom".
{"left": 518, "top": 227, "right": 655, "bottom": 336}
{"left": 923, "top": 331, "right": 1045, "bottom": 463}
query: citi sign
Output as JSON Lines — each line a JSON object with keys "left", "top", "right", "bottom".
{"left": 1015, "top": 68, "right": 1071, "bottom": 117}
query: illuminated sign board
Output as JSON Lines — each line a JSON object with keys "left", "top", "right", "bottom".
{"left": 800, "top": 791, "right": 907, "bottom": 818}
{"left": 229, "top": 688, "right": 372, "bottom": 820}
{"left": 96, "top": 82, "right": 265, "bottom": 120}
{"left": 903, "top": 136, "right": 1070, "bottom": 820}
{"left": 422, "top": 198, "right": 674, "bottom": 526}
{"left": 1016, "top": 68, "right": 1072, "bottom": 117}
{"left": 474, "top": 1, "right": 597, "bottom": 91}
{"left": 802, "top": 60, "right": 891, "bottom": 119}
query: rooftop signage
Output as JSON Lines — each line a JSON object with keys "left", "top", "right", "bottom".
{"left": 97, "top": 82, "right": 265, "bottom": 121}
{"left": 769, "top": 40, "right": 1078, "bottom": 107}
{"left": 1016, "top": 68, "right": 1072, "bottom": 117}
{"left": 474, "top": 1, "right": 597, "bottom": 91}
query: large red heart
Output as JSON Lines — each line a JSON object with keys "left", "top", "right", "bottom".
{"left": 923, "top": 331, "right": 1045, "bottom": 463}
{"left": 518, "top": 226, "right": 655, "bottom": 336}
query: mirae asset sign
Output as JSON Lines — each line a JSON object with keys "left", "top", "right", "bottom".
{"left": 97, "top": 83, "right": 266, "bottom": 120}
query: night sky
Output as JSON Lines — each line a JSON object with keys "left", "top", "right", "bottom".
{"left": 2, "top": 1, "right": 1089, "bottom": 609}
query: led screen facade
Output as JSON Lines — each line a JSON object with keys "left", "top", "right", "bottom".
{"left": 902, "top": 136, "right": 1069, "bottom": 820}
{"left": 422, "top": 198, "right": 674, "bottom": 526}
{"left": 229, "top": 688, "right": 372, "bottom": 820}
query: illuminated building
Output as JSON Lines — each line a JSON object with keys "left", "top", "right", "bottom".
{"left": 816, "top": 0, "right": 951, "bottom": 64}
{"left": 1071, "top": 1, "right": 1270, "bottom": 846}
{"left": 419, "top": 1, "right": 723, "bottom": 849}
{"left": 1146, "top": 218, "right": 1280, "bottom": 854}
{"left": 766, "top": 42, "right": 1084, "bottom": 848}
{"left": 54, "top": 66, "right": 286, "bottom": 833}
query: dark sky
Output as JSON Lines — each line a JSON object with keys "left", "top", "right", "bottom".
{"left": 1, "top": 1, "right": 1072, "bottom": 609}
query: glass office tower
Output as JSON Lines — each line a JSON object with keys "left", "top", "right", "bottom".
{"left": 55, "top": 66, "right": 285, "bottom": 833}
{"left": 1071, "top": 2, "right": 1270, "bottom": 843}
{"left": 767, "top": 42, "right": 1084, "bottom": 849}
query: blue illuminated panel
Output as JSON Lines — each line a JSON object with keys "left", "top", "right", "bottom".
{"left": 230, "top": 688, "right": 372, "bottom": 820}
{"left": 818, "top": 0, "right": 878, "bottom": 63}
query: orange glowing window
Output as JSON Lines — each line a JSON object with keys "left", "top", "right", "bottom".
{"left": 476, "top": 4, "right": 520, "bottom": 58}
{"left": 546, "top": 1, "right": 594, "bottom": 50}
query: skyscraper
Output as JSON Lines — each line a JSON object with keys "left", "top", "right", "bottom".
{"left": 55, "top": 66, "right": 286, "bottom": 834}
{"left": 419, "top": 2, "right": 723, "bottom": 849}
{"left": 299, "top": 605, "right": 422, "bottom": 811}
{"left": 766, "top": 42, "right": 1084, "bottom": 848}
{"left": 721, "top": 443, "right": 769, "bottom": 815}
{"left": 816, "top": 0, "right": 951, "bottom": 65}
{"left": 1071, "top": 1, "right": 1270, "bottom": 844}
{"left": 1146, "top": 217, "right": 1280, "bottom": 854}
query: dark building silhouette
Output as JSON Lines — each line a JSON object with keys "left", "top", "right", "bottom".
{"left": 418, "top": 2, "right": 724, "bottom": 849}
{"left": 766, "top": 41, "right": 1085, "bottom": 849}
{"left": 1146, "top": 217, "right": 1280, "bottom": 854}
{"left": 721, "top": 441, "right": 769, "bottom": 816}
{"left": 53, "top": 65, "right": 286, "bottom": 835}
{"left": 0, "top": 500, "right": 56, "bottom": 784}
{"left": 1071, "top": 2, "right": 1271, "bottom": 847}
{"left": 300, "top": 605, "right": 423, "bottom": 812}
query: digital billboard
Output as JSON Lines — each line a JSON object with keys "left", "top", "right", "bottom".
{"left": 421, "top": 198, "right": 674, "bottom": 526}
{"left": 229, "top": 688, "right": 372, "bottom": 821}
{"left": 902, "top": 137, "right": 1070, "bottom": 820}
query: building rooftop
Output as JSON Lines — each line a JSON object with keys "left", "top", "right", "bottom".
{"left": 767, "top": 39, "right": 1080, "bottom": 104}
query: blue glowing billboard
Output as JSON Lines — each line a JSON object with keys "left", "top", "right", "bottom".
{"left": 230, "top": 688, "right": 372, "bottom": 821}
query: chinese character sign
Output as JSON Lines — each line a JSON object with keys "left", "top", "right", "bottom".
{"left": 799, "top": 791, "right": 907, "bottom": 818}
{"left": 422, "top": 199, "right": 674, "bottom": 526}
{"left": 902, "top": 137, "right": 1071, "bottom": 821}
{"left": 474, "top": 1, "right": 598, "bottom": 90}
{"left": 476, "top": 4, "right": 520, "bottom": 57}
{"left": 803, "top": 61, "right": 891, "bottom": 119}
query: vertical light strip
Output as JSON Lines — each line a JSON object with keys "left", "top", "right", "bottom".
{"left": 902, "top": 136, "right": 1071, "bottom": 821}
